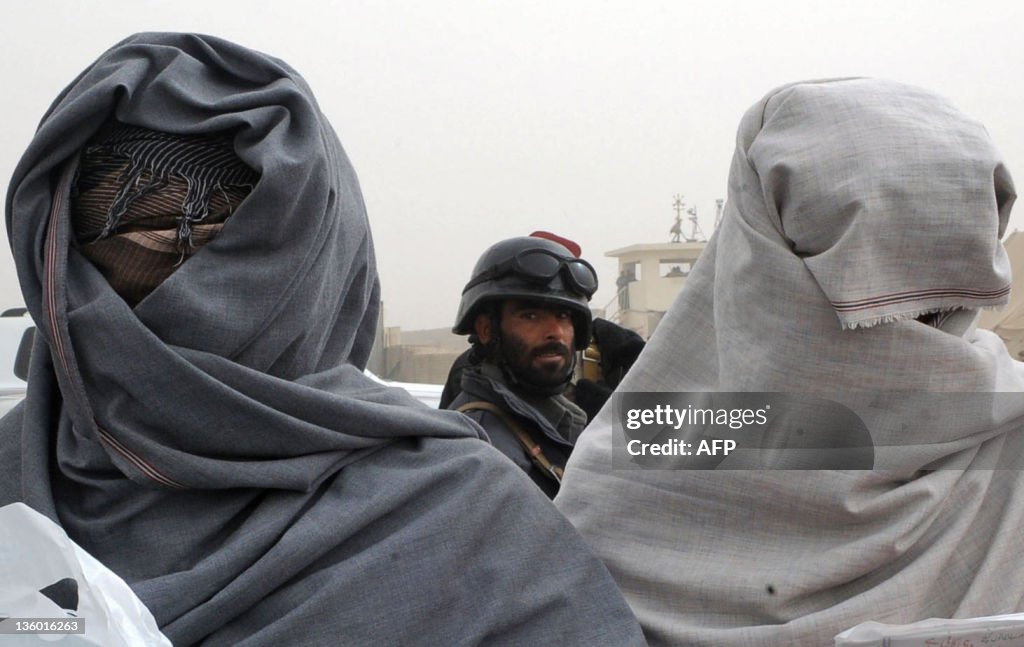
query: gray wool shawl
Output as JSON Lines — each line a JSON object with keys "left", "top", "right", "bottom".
{"left": 555, "top": 79, "right": 1024, "bottom": 646}
{"left": 0, "top": 33, "right": 646, "bottom": 646}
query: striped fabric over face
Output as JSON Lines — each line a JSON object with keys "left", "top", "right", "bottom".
{"left": 72, "top": 122, "right": 257, "bottom": 305}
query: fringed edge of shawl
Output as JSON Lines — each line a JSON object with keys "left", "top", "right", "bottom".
{"left": 838, "top": 303, "right": 1006, "bottom": 331}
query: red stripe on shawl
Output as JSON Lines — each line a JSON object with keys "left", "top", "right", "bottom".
{"left": 45, "top": 165, "right": 184, "bottom": 490}
{"left": 96, "top": 428, "right": 184, "bottom": 489}
{"left": 832, "top": 286, "right": 1010, "bottom": 312}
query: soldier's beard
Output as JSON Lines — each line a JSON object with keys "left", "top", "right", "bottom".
{"left": 499, "top": 331, "right": 573, "bottom": 394}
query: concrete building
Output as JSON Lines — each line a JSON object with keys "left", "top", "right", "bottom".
{"left": 376, "top": 326, "right": 467, "bottom": 385}
{"left": 365, "top": 306, "right": 467, "bottom": 384}
{"left": 604, "top": 241, "right": 706, "bottom": 338}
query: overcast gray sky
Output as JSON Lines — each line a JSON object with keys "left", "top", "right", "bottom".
{"left": 2, "top": 1, "right": 1022, "bottom": 330}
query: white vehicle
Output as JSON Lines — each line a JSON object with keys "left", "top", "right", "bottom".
{"left": 0, "top": 311, "right": 33, "bottom": 417}
{"left": 0, "top": 309, "right": 442, "bottom": 416}
{"left": 365, "top": 372, "right": 443, "bottom": 409}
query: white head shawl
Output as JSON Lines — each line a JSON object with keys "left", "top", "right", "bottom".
{"left": 555, "top": 78, "right": 1024, "bottom": 646}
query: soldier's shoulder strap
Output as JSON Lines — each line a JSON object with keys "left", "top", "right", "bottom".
{"left": 454, "top": 400, "right": 564, "bottom": 484}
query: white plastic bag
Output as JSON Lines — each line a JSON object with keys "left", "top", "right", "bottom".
{"left": 0, "top": 503, "right": 171, "bottom": 646}
{"left": 835, "top": 612, "right": 1024, "bottom": 646}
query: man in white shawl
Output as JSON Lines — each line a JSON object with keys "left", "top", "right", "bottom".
{"left": 555, "top": 78, "right": 1024, "bottom": 646}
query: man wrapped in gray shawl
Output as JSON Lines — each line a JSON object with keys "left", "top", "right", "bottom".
{"left": 555, "top": 78, "right": 1024, "bottom": 646}
{"left": 0, "top": 32, "right": 646, "bottom": 646}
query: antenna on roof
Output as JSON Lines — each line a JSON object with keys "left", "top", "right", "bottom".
{"left": 670, "top": 195, "right": 684, "bottom": 242}
{"left": 685, "top": 205, "right": 705, "bottom": 242}
{"left": 671, "top": 194, "right": 705, "bottom": 243}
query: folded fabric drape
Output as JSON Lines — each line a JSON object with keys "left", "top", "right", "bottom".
{"left": 1, "top": 32, "right": 646, "bottom": 646}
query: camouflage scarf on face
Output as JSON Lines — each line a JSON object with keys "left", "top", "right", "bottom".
{"left": 72, "top": 122, "right": 258, "bottom": 306}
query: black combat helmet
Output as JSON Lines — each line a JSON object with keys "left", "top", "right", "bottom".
{"left": 454, "top": 236, "right": 597, "bottom": 349}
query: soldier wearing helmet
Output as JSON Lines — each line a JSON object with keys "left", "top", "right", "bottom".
{"left": 448, "top": 235, "right": 597, "bottom": 497}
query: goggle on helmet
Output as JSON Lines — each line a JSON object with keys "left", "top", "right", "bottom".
{"left": 453, "top": 236, "right": 597, "bottom": 350}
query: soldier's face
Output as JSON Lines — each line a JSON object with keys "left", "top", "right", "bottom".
{"left": 497, "top": 300, "right": 575, "bottom": 387}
